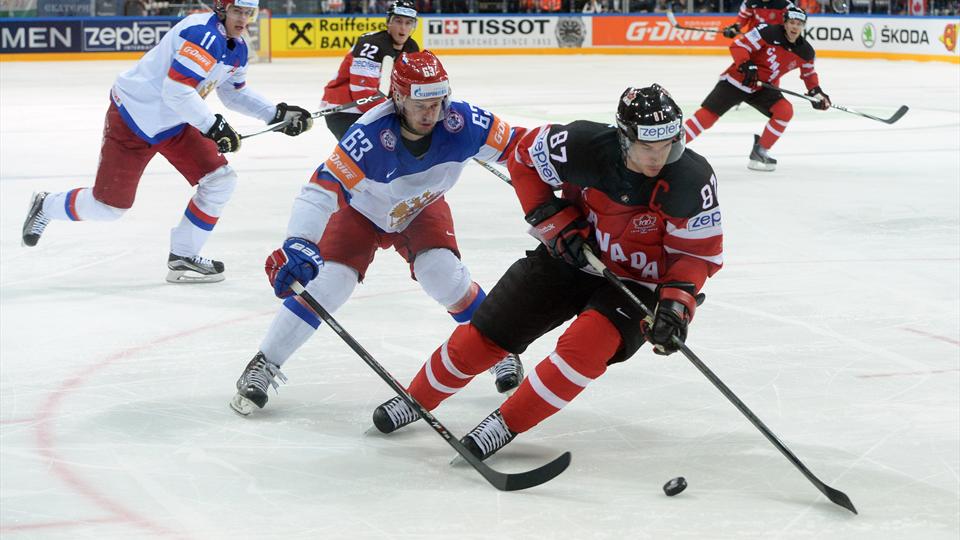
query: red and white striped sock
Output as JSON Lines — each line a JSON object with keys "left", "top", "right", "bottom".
{"left": 684, "top": 108, "right": 720, "bottom": 143}
{"left": 500, "top": 310, "right": 621, "bottom": 433}
{"left": 407, "top": 323, "right": 508, "bottom": 410}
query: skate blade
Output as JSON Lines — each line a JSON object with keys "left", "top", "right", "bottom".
{"left": 166, "top": 269, "right": 226, "bottom": 284}
{"left": 229, "top": 393, "right": 256, "bottom": 416}
{"left": 747, "top": 160, "right": 776, "bottom": 172}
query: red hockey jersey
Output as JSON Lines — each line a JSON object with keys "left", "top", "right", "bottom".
{"left": 735, "top": 0, "right": 793, "bottom": 32}
{"left": 722, "top": 23, "right": 819, "bottom": 94}
{"left": 508, "top": 121, "right": 723, "bottom": 293}
{"left": 321, "top": 31, "right": 419, "bottom": 114}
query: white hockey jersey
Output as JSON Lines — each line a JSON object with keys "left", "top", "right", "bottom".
{"left": 111, "top": 12, "right": 275, "bottom": 144}
{"left": 287, "top": 100, "right": 520, "bottom": 241}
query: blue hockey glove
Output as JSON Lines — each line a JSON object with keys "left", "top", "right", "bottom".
{"left": 264, "top": 237, "right": 323, "bottom": 298}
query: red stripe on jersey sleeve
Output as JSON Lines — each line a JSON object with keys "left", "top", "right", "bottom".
{"left": 168, "top": 67, "right": 200, "bottom": 88}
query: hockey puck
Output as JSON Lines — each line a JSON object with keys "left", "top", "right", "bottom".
{"left": 663, "top": 476, "right": 687, "bottom": 496}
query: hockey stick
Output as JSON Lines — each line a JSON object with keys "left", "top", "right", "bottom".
{"left": 761, "top": 82, "right": 908, "bottom": 125}
{"left": 241, "top": 93, "right": 389, "bottom": 140}
{"left": 289, "top": 281, "right": 571, "bottom": 491}
{"left": 581, "top": 250, "right": 858, "bottom": 514}
{"left": 242, "top": 55, "right": 395, "bottom": 140}
{"left": 473, "top": 158, "right": 512, "bottom": 184}
{"left": 665, "top": 11, "right": 732, "bottom": 35}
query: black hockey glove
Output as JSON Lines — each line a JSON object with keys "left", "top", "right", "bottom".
{"left": 722, "top": 23, "right": 740, "bottom": 38}
{"left": 272, "top": 103, "right": 314, "bottom": 136}
{"left": 525, "top": 198, "right": 593, "bottom": 269}
{"left": 204, "top": 114, "right": 241, "bottom": 153}
{"left": 807, "top": 86, "right": 831, "bottom": 111}
{"left": 643, "top": 283, "right": 699, "bottom": 356}
{"left": 737, "top": 60, "right": 759, "bottom": 87}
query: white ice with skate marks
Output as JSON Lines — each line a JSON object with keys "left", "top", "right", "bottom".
{"left": 0, "top": 55, "right": 957, "bottom": 539}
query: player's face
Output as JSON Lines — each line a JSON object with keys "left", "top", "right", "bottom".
{"left": 625, "top": 138, "right": 674, "bottom": 176}
{"left": 784, "top": 19, "right": 804, "bottom": 42}
{"left": 401, "top": 96, "right": 443, "bottom": 135}
{"left": 387, "top": 16, "right": 417, "bottom": 48}
{"left": 224, "top": 5, "right": 256, "bottom": 38}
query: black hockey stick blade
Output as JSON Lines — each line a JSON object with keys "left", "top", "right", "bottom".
{"left": 289, "top": 281, "right": 571, "bottom": 491}
{"left": 582, "top": 250, "right": 858, "bottom": 514}
{"left": 762, "top": 82, "right": 907, "bottom": 125}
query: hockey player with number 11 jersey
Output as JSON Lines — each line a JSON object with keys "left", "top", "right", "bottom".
{"left": 20, "top": 0, "right": 314, "bottom": 283}
{"left": 230, "top": 51, "right": 526, "bottom": 416}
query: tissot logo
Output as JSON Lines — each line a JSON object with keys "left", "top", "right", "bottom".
{"left": 427, "top": 18, "right": 549, "bottom": 36}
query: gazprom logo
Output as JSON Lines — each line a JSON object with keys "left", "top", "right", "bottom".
{"left": 636, "top": 119, "right": 681, "bottom": 141}
{"left": 411, "top": 81, "right": 450, "bottom": 99}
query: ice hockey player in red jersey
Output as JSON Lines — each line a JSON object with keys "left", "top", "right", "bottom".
{"left": 722, "top": 0, "right": 794, "bottom": 38}
{"left": 320, "top": 0, "right": 419, "bottom": 139}
{"left": 684, "top": 6, "right": 830, "bottom": 171}
{"left": 19, "top": 0, "right": 314, "bottom": 283}
{"left": 370, "top": 85, "right": 724, "bottom": 461}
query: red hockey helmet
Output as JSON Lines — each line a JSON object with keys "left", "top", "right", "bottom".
{"left": 391, "top": 51, "right": 451, "bottom": 102}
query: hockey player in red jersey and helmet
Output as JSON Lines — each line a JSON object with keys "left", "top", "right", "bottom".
{"left": 230, "top": 51, "right": 528, "bottom": 416}
{"left": 320, "top": 0, "right": 420, "bottom": 140}
{"left": 370, "top": 85, "right": 724, "bottom": 461}
{"left": 684, "top": 6, "right": 830, "bottom": 171}
{"left": 722, "top": 0, "right": 795, "bottom": 38}
{"left": 20, "top": 0, "right": 314, "bottom": 283}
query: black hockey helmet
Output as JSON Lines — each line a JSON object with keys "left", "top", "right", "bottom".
{"left": 387, "top": 0, "right": 418, "bottom": 22}
{"left": 784, "top": 5, "right": 807, "bottom": 23}
{"left": 615, "top": 84, "right": 685, "bottom": 165}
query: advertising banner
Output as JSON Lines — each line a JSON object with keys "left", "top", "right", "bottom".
{"left": 271, "top": 16, "right": 424, "bottom": 56}
{"left": 2, "top": 0, "right": 37, "bottom": 17}
{"left": 422, "top": 15, "right": 590, "bottom": 50}
{"left": 80, "top": 18, "right": 172, "bottom": 52}
{"left": 800, "top": 16, "right": 959, "bottom": 59}
{"left": 0, "top": 19, "right": 80, "bottom": 52}
{"left": 592, "top": 15, "right": 734, "bottom": 48}
{"left": 36, "top": 0, "right": 91, "bottom": 16}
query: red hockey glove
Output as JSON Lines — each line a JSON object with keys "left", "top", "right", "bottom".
{"left": 525, "top": 199, "right": 593, "bottom": 268}
{"left": 807, "top": 86, "right": 831, "bottom": 111}
{"left": 737, "top": 60, "right": 759, "bottom": 87}
{"left": 643, "top": 283, "right": 699, "bottom": 356}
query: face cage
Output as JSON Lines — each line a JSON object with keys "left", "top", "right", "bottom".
{"left": 393, "top": 93, "right": 451, "bottom": 136}
{"left": 617, "top": 128, "right": 686, "bottom": 166}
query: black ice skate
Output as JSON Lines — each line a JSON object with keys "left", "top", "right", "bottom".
{"left": 372, "top": 395, "right": 421, "bottom": 434}
{"left": 230, "top": 352, "right": 287, "bottom": 416}
{"left": 747, "top": 134, "right": 777, "bottom": 172}
{"left": 461, "top": 409, "right": 517, "bottom": 461}
{"left": 166, "top": 253, "right": 225, "bottom": 283}
{"left": 21, "top": 191, "right": 50, "bottom": 247}
{"left": 489, "top": 353, "right": 524, "bottom": 395}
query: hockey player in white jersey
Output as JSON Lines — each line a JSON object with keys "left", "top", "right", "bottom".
{"left": 230, "top": 51, "right": 526, "bottom": 415}
{"left": 20, "top": 0, "right": 314, "bottom": 283}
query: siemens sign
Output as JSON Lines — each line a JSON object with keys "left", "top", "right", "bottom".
{"left": 0, "top": 21, "right": 80, "bottom": 53}
{"left": 1, "top": 18, "right": 177, "bottom": 54}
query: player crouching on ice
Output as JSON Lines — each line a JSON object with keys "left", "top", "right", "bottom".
{"left": 230, "top": 51, "right": 526, "bottom": 416}
{"left": 371, "top": 85, "right": 724, "bottom": 461}
{"left": 20, "top": 0, "right": 313, "bottom": 283}
{"left": 683, "top": 6, "right": 830, "bottom": 171}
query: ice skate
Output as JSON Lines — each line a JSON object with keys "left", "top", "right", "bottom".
{"left": 747, "top": 134, "right": 777, "bottom": 171}
{"left": 372, "top": 395, "right": 421, "bottom": 434}
{"left": 461, "top": 409, "right": 517, "bottom": 461}
{"left": 166, "top": 253, "right": 225, "bottom": 283}
{"left": 230, "top": 352, "right": 287, "bottom": 416}
{"left": 21, "top": 191, "right": 50, "bottom": 247}
{"left": 489, "top": 353, "right": 524, "bottom": 395}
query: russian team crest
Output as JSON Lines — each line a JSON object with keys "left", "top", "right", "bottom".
{"left": 444, "top": 110, "right": 464, "bottom": 133}
{"left": 380, "top": 129, "right": 397, "bottom": 151}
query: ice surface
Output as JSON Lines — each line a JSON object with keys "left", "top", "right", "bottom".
{"left": 1, "top": 54, "right": 958, "bottom": 539}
